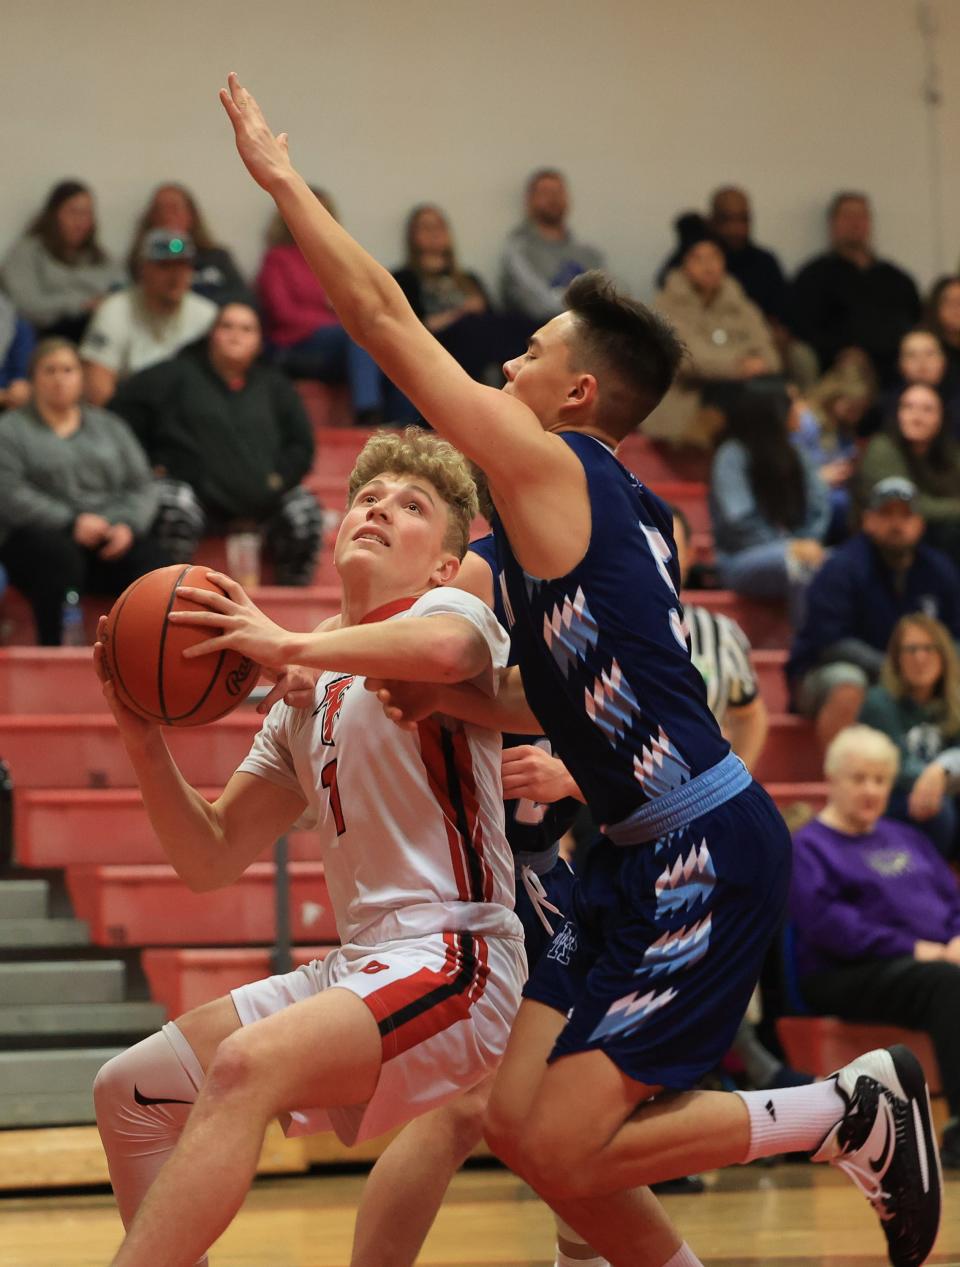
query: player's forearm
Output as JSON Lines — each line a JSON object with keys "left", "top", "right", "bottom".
{"left": 432, "top": 669, "right": 543, "bottom": 735}
{"left": 723, "top": 698, "right": 768, "bottom": 774}
{"left": 284, "top": 617, "right": 488, "bottom": 684}
{"left": 121, "top": 731, "right": 231, "bottom": 891}
{"left": 270, "top": 172, "right": 411, "bottom": 350}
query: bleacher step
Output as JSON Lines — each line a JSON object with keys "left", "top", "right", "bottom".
{"left": 0, "top": 960, "right": 125, "bottom": 1005}
{"left": 0, "top": 879, "right": 48, "bottom": 919}
{"left": 0, "top": 1048, "right": 118, "bottom": 1128}
{"left": 0, "top": 1000, "right": 165, "bottom": 1039}
{"left": 0, "top": 919, "right": 89, "bottom": 950}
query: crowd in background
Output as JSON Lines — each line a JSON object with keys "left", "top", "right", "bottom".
{"left": 3, "top": 170, "right": 960, "bottom": 1167}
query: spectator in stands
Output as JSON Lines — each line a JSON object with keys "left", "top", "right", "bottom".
{"left": 647, "top": 214, "right": 781, "bottom": 445}
{"left": 0, "top": 339, "right": 166, "bottom": 645}
{"left": 709, "top": 390, "right": 829, "bottom": 618}
{"left": 792, "top": 367, "right": 873, "bottom": 539}
{"left": 672, "top": 506, "right": 769, "bottom": 771}
{"left": 789, "top": 192, "right": 921, "bottom": 386}
{"left": 126, "top": 183, "right": 249, "bottom": 305}
{"left": 926, "top": 275, "right": 960, "bottom": 379}
{"left": 878, "top": 328, "right": 960, "bottom": 438}
{"left": 787, "top": 477, "right": 960, "bottom": 747}
{"left": 499, "top": 169, "right": 604, "bottom": 321}
{"left": 790, "top": 724, "right": 960, "bottom": 1170}
{"left": 111, "top": 302, "right": 321, "bottom": 585}
{"left": 0, "top": 180, "right": 123, "bottom": 342}
{"left": 257, "top": 190, "right": 384, "bottom": 425}
{"left": 859, "top": 384, "right": 960, "bottom": 561}
{"left": 80, "top": 230, "right": 218, "bottom": 406}
{"left": 0, "top": 293, "right": 33, "bottom": 411}
{"left": 706, "top": 186, "right": 788, "bottom": 326}
{"left": 860, "top": 614, "right": 960, "bottom": 860}
{"left": 393, "top": 204, "right": 533, "bottom": 384}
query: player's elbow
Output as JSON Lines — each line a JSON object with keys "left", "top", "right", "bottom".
{"left": 428, "top": 629, "right": 488, "bottom": 684}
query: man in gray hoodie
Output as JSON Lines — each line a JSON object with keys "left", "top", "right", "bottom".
{"left": 500, "top": 169, "right": 605, "bottom": 321}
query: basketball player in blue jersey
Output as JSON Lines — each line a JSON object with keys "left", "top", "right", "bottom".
{"left": 220, "top": 74, "right": 941, "bottom": 1267}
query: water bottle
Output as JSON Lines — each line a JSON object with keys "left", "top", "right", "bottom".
{"left": 60, "top": 590, "right": 86, "bottom": 647}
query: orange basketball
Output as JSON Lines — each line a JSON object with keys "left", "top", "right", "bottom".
{"left": 102, "top": 564, "right": 260, "bottom": 726}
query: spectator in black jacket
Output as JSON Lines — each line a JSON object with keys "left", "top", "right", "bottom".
{"left": 110, "top": 302, "right": 321, "bottom": 585}
{"left": 787, "top": 476, "right": 960, "bottom": 747}
{"left": 789, "top": 193, "right": 920, "bottom": 387}
{"left": 393, "top": 204, "right": 533, "bottom": 385}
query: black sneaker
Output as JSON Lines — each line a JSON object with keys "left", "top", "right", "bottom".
{"left": 811, "top": 1045, "right": 942, "bottom": 1267}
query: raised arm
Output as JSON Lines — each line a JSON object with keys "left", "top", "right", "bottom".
{"left": 218, "top": 74, "right": 572, "bottom": 497}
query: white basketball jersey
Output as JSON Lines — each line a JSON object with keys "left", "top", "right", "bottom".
{"left": 239, "top": 588, "right": 523, "bottom": 946}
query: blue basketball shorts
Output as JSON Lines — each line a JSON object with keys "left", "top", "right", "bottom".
{"left": 514, "top": 855, "right": 578, "bottom": 972}
{"left": 523, "top": 781, "right": 792, "bottom": 1089}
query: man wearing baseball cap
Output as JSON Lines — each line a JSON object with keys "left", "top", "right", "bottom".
{"left": 81, "top": 229, "right": 218, "bottom": 405}
{"left": 788, "top": 475, "right": 960, "bottom": 746}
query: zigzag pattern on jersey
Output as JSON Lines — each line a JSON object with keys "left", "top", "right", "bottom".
{"left": 638, "top": 914, "right": 713, "bottom": 978}
{"left": 588, "top": 984, "right": 678, "bottom": 1042}
{"left": 633, "top": 726, "right": 691, "bottom": 795}
{"left": 654, "top": 839, "right": 716, "bottom": 917}
{"left": 584, "top": 657, "right": 643, "bottom": 746}
{"left": 541, "top": 585, "right": 599, "bottom": 677}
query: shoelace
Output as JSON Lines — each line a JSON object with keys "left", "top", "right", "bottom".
{"left": 520, "top": 864, "right": 563, "bottom": 935}
{"left": 835, "top": 1155, "right": 894, "bottom": 1222}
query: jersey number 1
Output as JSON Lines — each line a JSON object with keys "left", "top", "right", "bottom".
{"left": 321, "top": 758, "right": 346, "bottom": 836}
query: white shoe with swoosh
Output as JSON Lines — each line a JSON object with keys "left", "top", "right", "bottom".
{"left": 811, "top": 1045, "right": 942, "bottom": 1267}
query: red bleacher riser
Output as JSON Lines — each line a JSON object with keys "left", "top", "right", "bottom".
{"left": 617, "top": 436, "right": 711, "bottom": 484}
{"left": 141, "top": 947, "right": 335, "bottom": 1017}
{"left": 13, "top": 787, "right": 321, "bottom": 868}
{"left": 765, "top": 782, "right": 828, "bottom": 814}
{"left": 647, "top": 481, "right": 710, "bottom": 534}
{"left": 752, "top": 650, "right": 789, "bottom": 713}
{"left": 752, "top": 717, "right": 820, "bottom": 783}
{"left": 777, "top": 1018, "right": 941, "bottom": 1094}
{"left": 0, "top": 713, "right": 261, "bottom": 789}
{"left": 65, "top": 862, "right": 337, "bottom": 947}
{"left": 682, "top": 591, "right": 790, "bottom": 650}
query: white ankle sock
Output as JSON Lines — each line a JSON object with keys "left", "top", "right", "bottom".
{"left": 554, "top": 1253, "right": 607, "bottom": 1267}
{"left": 554, "top": 1216, "right": 608, "bottom": 1266}
{"left": 735, "top": 1077, "right": 846, "bottom": 1162}
{"left": 662, "top": 1244, "right": 704, "bottom": 1267}
{"left": 94, "top": 1022, "right": 208, "bottom": 1267}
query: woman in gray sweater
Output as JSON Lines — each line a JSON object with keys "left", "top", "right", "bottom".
{"left": 0, "top": 339, "right": 168, "bottom": 644}
{"left": 1, "top": 181, "right": 123, "bottom": 343}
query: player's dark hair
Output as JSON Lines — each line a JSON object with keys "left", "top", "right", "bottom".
{"left": 525, "top": 167, "right": 565, "bottom": 197}
{"left": 563, "top": 271, "right": 685, "bottom": 439}
{"left": 725, "top": 390, "right": 808, "bottom": 531}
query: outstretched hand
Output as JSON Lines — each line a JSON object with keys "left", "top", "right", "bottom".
{"left": 219, "top": 71, "right": 294, "bottom": 193}
{"left": 168, "top": 572, "right": 291, "bottom": 670}
{"left": 93, "top": 615, "right": 158, "bottom": 746}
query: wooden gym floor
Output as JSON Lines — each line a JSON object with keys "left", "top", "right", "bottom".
{"left": 2, "top": 1163, "right": 958, "bottom": 1267}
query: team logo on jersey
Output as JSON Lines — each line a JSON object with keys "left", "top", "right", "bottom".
{"left": 546, "top": 920, "right": 579, "bottom": 966}
{"left": 312, "top": 674, "right": 356, "bottom": 745}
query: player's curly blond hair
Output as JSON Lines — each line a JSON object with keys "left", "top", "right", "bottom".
{"left": 347, "top": 428, "right": 478, "bottom": 559}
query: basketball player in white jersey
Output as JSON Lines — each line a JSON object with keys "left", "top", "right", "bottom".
{"left": 93, "top": 428, "right": 526, "bottom": 1267}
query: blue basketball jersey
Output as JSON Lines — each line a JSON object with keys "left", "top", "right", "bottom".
{"left": 491, "top": 431, "right": 728, "bottom": 828}
{"left": 468, "top": 532, "right": 580, "bottom": 856}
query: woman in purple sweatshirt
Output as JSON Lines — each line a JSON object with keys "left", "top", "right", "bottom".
{"left": 791, "top": 723, "right": 960, "bottom": 1167}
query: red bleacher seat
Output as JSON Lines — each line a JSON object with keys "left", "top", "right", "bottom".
{"left": 685, "top": 591, "right": 790, "bottom": 650}
{"left": 765, "top": 782, "right": 828, "bottom": 815}
{"left": 648, "top": 481, "right": 710, "bottom": 534}
{"left": 13, "top": 787, "right": 321, "bottom": 868}
{"left": 777, "top": 1017, "right": 942, "bottom": 1095}
{"left": 141, "top": 947, "right": 335, "bottom": 1015}
{"left": 65, "top": 863, "right": 337, "bottom": 947}
{"left": 752, "top": 650, "right": 789, "bottom": 712}
{"left": 752, "top": 717, "right": 819, "bottom": 783}
{"left": 617, "top": 435, "right": 711, "bottom": 484}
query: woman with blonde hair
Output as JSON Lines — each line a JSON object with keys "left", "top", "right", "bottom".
{"left": 126, "top": 183, "right": 247, "bottom": 305}
{"left": 256, "top": 189, "right": 384, "bottom": 424}
{"left": 859, "top": 612, "right": 960, "bottom": 858}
